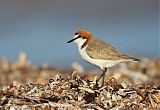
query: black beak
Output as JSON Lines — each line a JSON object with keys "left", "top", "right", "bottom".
{"left": 67, "top": 36, "right": 80, "bottom": 43}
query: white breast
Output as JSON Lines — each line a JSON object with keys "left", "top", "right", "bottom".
{"left": 78, "top": 46, "right": 122, "bottom": 69}
{"left": 73, "top": 37, "right": 122, "bottom": 69}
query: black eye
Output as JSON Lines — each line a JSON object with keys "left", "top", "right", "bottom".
{"left": 75, "top": 32, "right": 78, "bottom": 35}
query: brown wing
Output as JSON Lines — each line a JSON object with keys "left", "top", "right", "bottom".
{"left": 86, "top": 38, "right": 139, "bottom": 61}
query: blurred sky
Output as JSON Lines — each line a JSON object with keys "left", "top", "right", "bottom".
{"left": 0, "top": 0, "right": 159, "bottom": 69}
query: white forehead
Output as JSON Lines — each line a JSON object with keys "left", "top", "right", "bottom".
{"left": 74, "top": 34, "right": 79, "bottom": 38}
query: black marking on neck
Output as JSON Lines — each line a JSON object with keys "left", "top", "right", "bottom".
{"left": 81, "top": 40, "right": 88, "bottom": 49}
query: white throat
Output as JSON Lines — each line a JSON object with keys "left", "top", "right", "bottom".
{"left": 73, "top": 35, "right": 87, "bottom": 49}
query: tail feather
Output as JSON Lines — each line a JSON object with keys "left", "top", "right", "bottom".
{"left": 121, "top": 54, "right": 140, "bottom": 62}
{"left": 128, "top": 57, "right": 140, "bottom": 62}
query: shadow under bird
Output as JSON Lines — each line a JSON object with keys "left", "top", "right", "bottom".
{"left": 67, "top": 30, "right": 140, "bottom": 86}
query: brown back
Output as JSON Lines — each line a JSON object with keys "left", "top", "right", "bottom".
{"left": 86, "top": 38, "right": 139, "bottom": 61}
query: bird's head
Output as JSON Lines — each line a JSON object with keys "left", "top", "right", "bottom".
{"left": 67, "top": 30, "right": 93, "bottom": 49}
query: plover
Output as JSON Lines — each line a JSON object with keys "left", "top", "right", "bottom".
{"left": 67, "top": 30, "right": 139, "bottom": 86}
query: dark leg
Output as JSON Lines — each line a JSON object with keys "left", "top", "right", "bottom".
{"left": 96, "top": 68, "right": 107, "bottom": 86}
{"left": 101, "top": 68, "right": 107, "bottom": 87}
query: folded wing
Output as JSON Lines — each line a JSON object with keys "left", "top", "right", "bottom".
{"left": 86, "top": 38, "right": 139, "bottom": 61}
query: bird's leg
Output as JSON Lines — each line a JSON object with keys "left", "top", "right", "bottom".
{"left": 96, "top": 68, "right": 107, "bottom": 86}
{"left": 96, "top": 72, "right": 103, "bottom": 82}
{"left": 101, "top": 68, "right": 107, "bottom": 87}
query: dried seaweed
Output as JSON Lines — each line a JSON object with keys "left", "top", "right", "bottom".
{"left": 0, "top": 53, "right": 160, "bottom": 109}
{"left": 0, "top": 72, "right": 160, "bottom": 109}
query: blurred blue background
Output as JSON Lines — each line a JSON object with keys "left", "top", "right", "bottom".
{"left": 0, "top": 0, "right": 159, "bottom": 69}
